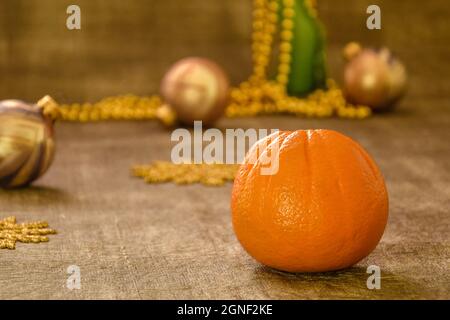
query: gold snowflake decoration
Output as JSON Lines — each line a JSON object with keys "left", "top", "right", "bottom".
{"left": 132, "top": 162, "right": 240, "bottom": 186}
{"left": 0, "top": 216, "right": 57, "bottom": 250}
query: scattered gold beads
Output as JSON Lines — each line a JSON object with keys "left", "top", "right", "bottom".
{"left": 0, "top": 216, "right": 57, "bottom": 250}
{"left": 132, "top": 162, "right": 240, "bottom": 186}
{"left": 226, "top": 0, "right": 372, "bottom": 119}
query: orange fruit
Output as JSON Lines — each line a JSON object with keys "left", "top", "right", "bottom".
{"left": 231, "top": 130, "right": 389, "bottom": 273}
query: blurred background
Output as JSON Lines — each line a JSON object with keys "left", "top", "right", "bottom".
{"left": 0, "top": 0, "right": 449, "bottom": 108}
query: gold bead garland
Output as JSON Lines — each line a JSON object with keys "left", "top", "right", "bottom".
{"left": 49, "top": 0, "right": 370, "bottom": 122}
{"left": 132, "top": 162, "right": 240, "bottom": 186}
{"left": 0, "top": 216, "right": 57, "bottom": 250}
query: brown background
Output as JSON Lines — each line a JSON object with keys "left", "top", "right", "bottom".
{"left": 0, "top": 0, "right": 449, "bottom": 299}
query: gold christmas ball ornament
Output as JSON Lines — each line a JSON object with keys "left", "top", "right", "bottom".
{"left": 161, "top": 57, "right": 230, "bottom": 125}
{"left": 0, "top": 96, "right": 57, "bottom": 188}
{"left": 343, "top": 43, "right": 408, "bottom": 111}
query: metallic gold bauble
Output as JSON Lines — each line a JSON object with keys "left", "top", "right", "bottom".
{"left": 161, "top": 57, "right": 230, "bottom": 125}
{"left": 0, "top": 98, "right": 56, "bottom": 188}
{"left": 344, "top": 44, "right": 408, "bottom": 111}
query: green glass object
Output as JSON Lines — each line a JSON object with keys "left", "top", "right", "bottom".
{"left": 282, "top": 0, "right": 327, "bottom": 96}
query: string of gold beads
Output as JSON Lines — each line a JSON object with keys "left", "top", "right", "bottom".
{"left": 226, "top": 79, "right": 371, "bottom": 119}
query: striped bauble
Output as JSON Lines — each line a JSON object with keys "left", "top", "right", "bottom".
{"left": 0, "top": 100, "right": 55, "bottom": 188}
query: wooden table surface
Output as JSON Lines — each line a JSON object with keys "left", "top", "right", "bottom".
{"left": 0, "top": 101, "right": 449, "bottom": 299}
